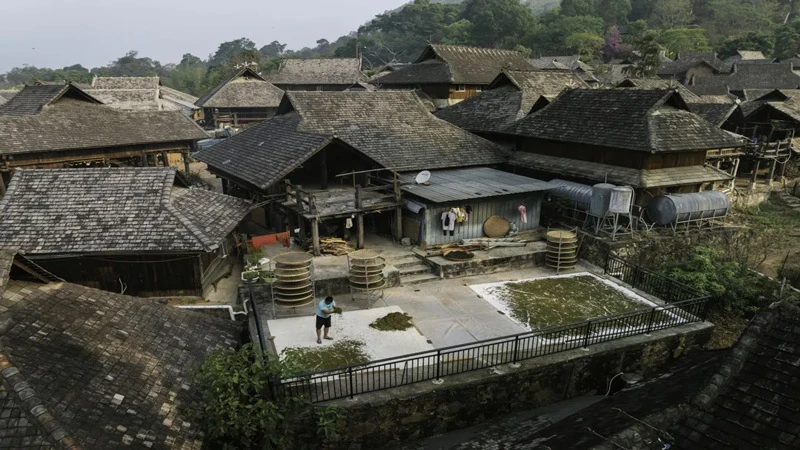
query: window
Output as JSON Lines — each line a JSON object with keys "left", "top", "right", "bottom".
{"left": 455, "top": 84, "right": 466, "bottom": 92}
{"left": 316, "top": 86, "right": 324, "bottom": 91}
{"left": 476, "top": 86, "right": 482, "bottom": 92}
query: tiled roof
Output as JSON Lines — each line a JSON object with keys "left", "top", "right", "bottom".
{"left": 505, "top": 88, "right": 745, "bottom": 152}
{"left": 377, "top": 44, "right": 533, "bottom": 85}
{"left": 267, "top": 58, "right": 367, "bottom": 85}
{"left": 0, "top": 251, "right": 13, "bottom": 301}
{"left": 435, "top": 70, "right": 588, "bottom": 133}
{"left": 0, "top": 90, "right": 18, "bottom": 107}
{"left": 0, "top": 85, "right": 207, "bottom": 156}
{"left": 91, "top": 76, "right": 159, "bottom": 90}
{"left": 510, "top": 152, "right": 733, "bottom": 188}
{"left": 84, "top": 77, "right": 198, "bottom": 114}
{"left": 0, "top": 168, "right": 251, "bottom": 255}
{"left": 658, "top": 52, "right": 729, "bottom": 75}
{"left": 0, "top": 280, "right": 241, "bottom": 449}
{"left": 195, "top": 67, "right": 283, "bottom": 108}
{"left": 616, "top": 78, "right": 703, "bottom": 103}
{"left": 694, "top": 63, "right": 800, "bottom": 91}
{"left": 671, "top": 301, "right": 800, "bottom": 449}
{"left": 688, "top": 103, "right": 741, "bottom": 126}
{"left": 195, "top": 91, "right": 506, "bottom": 190}
{"left": 528, "top": 55, "right": 595, "bottom": 75}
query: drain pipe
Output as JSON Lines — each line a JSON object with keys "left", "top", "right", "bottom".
{"left": 176, "top": 302, "right": 249, "bottom": 322}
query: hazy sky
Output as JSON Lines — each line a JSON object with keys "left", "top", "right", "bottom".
{"left": 0, "top": 0, "right": 404, "bottom": 73}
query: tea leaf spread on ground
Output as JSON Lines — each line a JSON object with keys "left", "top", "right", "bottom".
{"left": 280, "top": 339, "right": 369, "bottom": 375}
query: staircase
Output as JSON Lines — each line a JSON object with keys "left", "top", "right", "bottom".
{"left": 13, "top": 255, "right": 64, "bottom": 283}
{"left": 386, "top": 254, "right": 439, "bottom": 286}
{"left": 776, "top": 190, "right": 800, "bottom": 211}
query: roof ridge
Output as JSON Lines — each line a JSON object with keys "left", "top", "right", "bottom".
{"left": 0, "top": 347, "right": 80, "bottom": 449}
{"left": 160, "top": 169, "right": 219, "bottom": 251}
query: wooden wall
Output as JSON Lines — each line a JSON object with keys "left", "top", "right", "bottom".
{"left": 31, "top": 253, "right": 203, "bottom": 297}
{"left": 204, "top": 107, "right": 277, "bottom": 129}
{"left": 448, "top": 85, "right": 484, "bottom": 101}
{"left": 519, "top": 139, "right": 707, "bottom": 170}
{"left": 0, "top": 141, "right": 193, "bottom": 171}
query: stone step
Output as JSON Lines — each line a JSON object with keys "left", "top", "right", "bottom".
{"left": 401, "top": 273, "right": 440, "bottom": 286}
{"left": 386, "top": 255, "right": 422, "bottom": 268}
{"left": 398, "top": 264, "right": 431, "bottom": 276}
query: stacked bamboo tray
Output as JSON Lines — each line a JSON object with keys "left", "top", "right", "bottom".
{"left": 546, "top": 230, "right": 578, "bottom": 272}
{"left": 272, "top": 252, "right": 314, "bottom": 307}
{"left": 348, "top": 249, "right": 387, "bottom": 291}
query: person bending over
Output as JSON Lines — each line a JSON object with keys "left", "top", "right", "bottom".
{"left": 315, "top": 296, "right": 336, "bottom": 344}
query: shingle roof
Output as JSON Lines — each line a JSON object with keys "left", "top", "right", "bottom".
{"left": 688, "top": 103, "right": 741, "bottom": 127}
{"left": 377, "top": 44, "right": 533, "bottom": 85}
{"left": 670, "top": 301, "right": 800, "bottom": 449}
{"left": 0, "top": 85, "right": 207, "bottom": 156}
{"left": 616, "top": 78, "right": 703, "bottom": 103}
{"left": 658, "top": 52, "right": 729, "bottom": 75}
{"left": 0, "top": 90, "right": 18, "bottom": 107}
{"left": 398, "top": 167, "right": 552, "bottom": 203}
{"left": 528, "top": 55, "right": 596, "bottom": 77}
{"left": 694, "top": 63, "right": 800, "bottom": 91}
{"left": 195, "top": 91, "right": 506, "bottom": 190}
{"left": 435, "top": 70, "right": 588, "bottom": 133}
{"left": 0, "top": 279, "right": 241, "bottom": 449}
{"left": 0, "top": 251, "right": 13, "bottom": 301}
{"left": 0, "top": 167, "right": 251, "bottom": 255}
{"left": 510, "top": 152, "right": 733, "bottom": 188}
{"left": 505, "top": 88, "right": 745, "bottom": 152}
{"left": 267, "top": 58, "right": 367, "bottom": 85}
{"left": 195, "top": 67, "right": 283, "bottom": 108}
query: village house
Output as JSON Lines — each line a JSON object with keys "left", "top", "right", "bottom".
{"left": 84, "top": 76, "right": 200, "bottom": 118}
{"left": 194, "top": 66, "right": 284, "bottom": 129}
{"left": 691, "top": 63, "right": 800, "bottom": 98}
{"left": 0, "top": 83, "right": 207, "bottom": 195}
{"left": 657, "top": 51, "right": 730, "bottom": 85}
{"left": 503, "top": 88, "right": 746, "bottom": 203}
{"left": 194, "top": 90, "right": 551, "bottom": 254}
{"left": 435, "top": 69, "right": 589, "bottom": 139}
{"left": 722, "top": 49, "right": 774, "bottom": 65}
{"left": 373, "top": 44, "right": 533, "bottom": 108}
{"left": 0, "top": 254, "right": 241, "bottom": 448}
{"left": 0, "top": 167, "right": 251, "bottom": 297}
{"left": 267, "top": 57, "right": 369, "bottom": 91}
{"left": 528, "top": 55, "right": 598, "bottom": 84}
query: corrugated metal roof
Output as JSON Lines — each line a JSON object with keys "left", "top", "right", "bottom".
{"left": 399, "top": 167, "right": 552, "bottom": 203}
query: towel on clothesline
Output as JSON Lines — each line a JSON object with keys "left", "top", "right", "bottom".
{"left": 252, "top": 234, "right": 278, "bottom": 247}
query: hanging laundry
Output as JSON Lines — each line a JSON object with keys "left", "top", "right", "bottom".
{"left": 518, "top": 205, "right": 528, "bottom": 224}
{"left": 251, "top": 234, "right": 278, "bottom": 247}
{"left": 441, "top": 210, "right": 456, "bottom": 236}
{"left": 276, "top": 231, "right": 291, "bottom": 247}
{"left": 345, "top": 218, "right": 353, "bottom": 229}
{"left": 465, "top": 205, "right": 472, "bottom": 214}
{"left": 455, "top": 207, "right": 467, "bottom": 223}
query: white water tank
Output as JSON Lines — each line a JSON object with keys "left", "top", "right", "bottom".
{"left": 608, "top": 186, "right": 635, "bottom": 214}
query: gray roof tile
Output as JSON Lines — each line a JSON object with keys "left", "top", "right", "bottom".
{"left": 195, "top": 67, "right": 283, "bottom": 108}
{"left": 0, "top": 168, "right": 251, "bottom": 255}
{"left": 267, "top": 58, "right": 367, "bottom": 85}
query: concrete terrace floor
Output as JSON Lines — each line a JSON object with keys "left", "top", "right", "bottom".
{"left": 262, "top": 262, "right": 598, "bottom": 349}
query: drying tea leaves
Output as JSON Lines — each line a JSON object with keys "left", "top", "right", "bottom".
{"left": 369, "top": 312, "right": 414, "bottom": 331}
{"left": 280, "top": 339, "right": 368, "bottom": 375}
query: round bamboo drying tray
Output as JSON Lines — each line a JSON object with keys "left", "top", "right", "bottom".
{"left": 348, "top": 249, "right": 382, "bottom": 261}
{"left": 350, "top": 279, "right": 387, "bottom": 290}
{"left": 483, "top": 215, "right": 511, "bottom": 238}
{"left": 272, "top": 271, "right": 311, "bottom": 282}
{"left": 546, "top": 230, "right": 578, "bottom": 271}
{"left": 349, "top": 262, "right": 386, "bottom": 274}
{"left": 272, "top": 252, "right": 314, "bottom": 307}
{"left": 273, "top": 252, "right": 314, "bottom": 266}
{"left": 275, "top": 295, "right": 314, "bottom": 307}
{"left": 273, "top": 280, "right": 313, "bottom": 291}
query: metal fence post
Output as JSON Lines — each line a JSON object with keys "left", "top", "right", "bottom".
{"left": 604, "top": 252, "right": 610, "bottom": 274}
{"left": 435, "top": 350, "right": 442, "bottom": 380}
{"left": 512, "top": 335, "right": 520, "bottom": 363}
{"left": 582, "top": 321, "right": 592, "bottom": 348}
{"left": 646, "top": 307, "right": 657, "bottom": 334}
{"left": 348, "top": 366, "right": 354, "bottom": 399}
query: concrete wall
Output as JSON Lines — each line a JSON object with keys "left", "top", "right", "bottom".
{"left": 297, "top": 322, "right": 713, "bottom": 449}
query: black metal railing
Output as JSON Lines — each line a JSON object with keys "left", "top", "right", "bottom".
{"left": 274, "top": 256, "right": 710, "bottom": 403}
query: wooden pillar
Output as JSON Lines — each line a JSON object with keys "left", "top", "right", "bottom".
{"left": 355, "top": 185, "right": 364, "bottom": 249}
{"left": 0, "top": 173, "right": 5, "bottom": 197}
{"left": 395, "top": 206, "right": 403, "bottom": 241}
{"left": 140, "top": 152, "right": 148, "bottom": 167}
{"left": 311, "top": 218, "right": 321, "bottom": 256}
{"left": 779, "top": 159, "right": 788, "bottom": 182}
{"left": 221, "top": 178, "right": 229, "bottom": 194}
{"left": 749, "top": 159, "right": 761, "bottom": 189}
{"left": 768, "top": 158, "right": 778, "bottom": 186}
{"left": 161, "top": 151, "right": 168, "bottom": 168}
{"left": 182, "top": 151, "right": 190, "bottom": 174}
{"left": 320, "top": 151, "right": 328, "bottom": 190}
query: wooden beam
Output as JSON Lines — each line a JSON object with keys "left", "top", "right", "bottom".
{"left": 0, "top": 173, "right": 5, "bottom": 197}
{"left": 161, "top": 151, "right": 168, "bottom": 167}
{"left": 357, "top": 213, "right": 364, "bottom": 250}
{"left": 395, "top": 206, "right": 403, "bottom": 241}
{"left": 768, "top": 158, "right": 778, "bottom": 186}
{"left": 311, "top": 218, "right": 321, "bottom": 256}
{"left": 12, "top": 260, "right": 51, "bottom": 283}
{"left": 183, "top": 151, "right": 190, "bottom": 174}
{"left": 750, "top": 159, "right": 761, "bottom": 189}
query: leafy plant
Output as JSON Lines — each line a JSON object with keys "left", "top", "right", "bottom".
{"left": 316, "top": 407, "right": 345, "bottom": 441}
{"left": 191, "top": 344, "right": 310, "bottom": 450}
{"left": 245, "top": 249, "right": 265, "bottom": 268}
{"left": 242, "top": 271, "right": 261, "bottom": 281}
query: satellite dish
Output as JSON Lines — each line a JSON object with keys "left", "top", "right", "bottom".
{"left": 415, "top": 170, "right": 431, "bottom": 184}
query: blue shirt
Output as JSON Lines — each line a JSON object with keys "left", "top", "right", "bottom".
{"left": 316, "top": 299, "right": 336, "bottom": 318}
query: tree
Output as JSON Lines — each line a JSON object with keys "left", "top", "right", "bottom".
{"left": 625, "top": 31, "right": 663, "bottom": 77}
{"left": 720, "top": 32, "right": 775, "bottom": 58}
{"left": 444, "top": 19, "right": 474, "bottom": 44}
{"left": 560, "top": 0, "right": 594, "bottom": 16}
{"left": 649, "top": 0, "right": 695, "bottom": 29}
{"left": 602, "top": 25, "right": 632, "bottom": 61}
{"left": 775, "top": 19, "right": 800, "bottom": 59}
{"left": 597, "top": 0, "right": 632, "bottom": 25}
{"left": 461, "top": 0, "right": 536, "bottom": 48}
{"left": 565, "top": 32, "right": 604, "bottom": 60}
{"left": 528, "top": 15, "right": 604, "bottom": 55}
{"left": 209, "top": 38, "right": 257, "bottom": 67}
{"left": 94, "top": 50, "right": 162, "bottom": 77}
{"left": 259, "top": 41, "right": 287, "bottom": 58}
{"left": 657, "top": 27, "right": 712, "bottom": 57}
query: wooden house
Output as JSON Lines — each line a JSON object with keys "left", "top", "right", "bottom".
{"left": 194, "top": 67, "right": 284, "bottom": 129}
{"left": 0, "top": 83, "right": 208, "bottom": 195}
{"left": 267, "top": 58, "right": 368, "bottom": 91}
{"left": 692, "top": 63, "right": 800, "bottom": 99}
{"left": 374, "top": 44, "right": 533, "bottom": 109}
{"left": 436, "top": 69, "right": 589, "bottom": 139}
{"left": 0, "top": 167, "right": 251, "bottom": 297}
{"left": 657, "top": 52, "right": 730, "bottom": 85}
{"left": 84, "top": 76, "right": 200, "bottom": 118}
{"left": 194, "top": 90, "right": 508, "bottom": 255}
{"left": 528, "top": 55, "right": 598, "bottom": 84}
{"left": 503, "top": 88, "right": 746, "bottom": 203}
